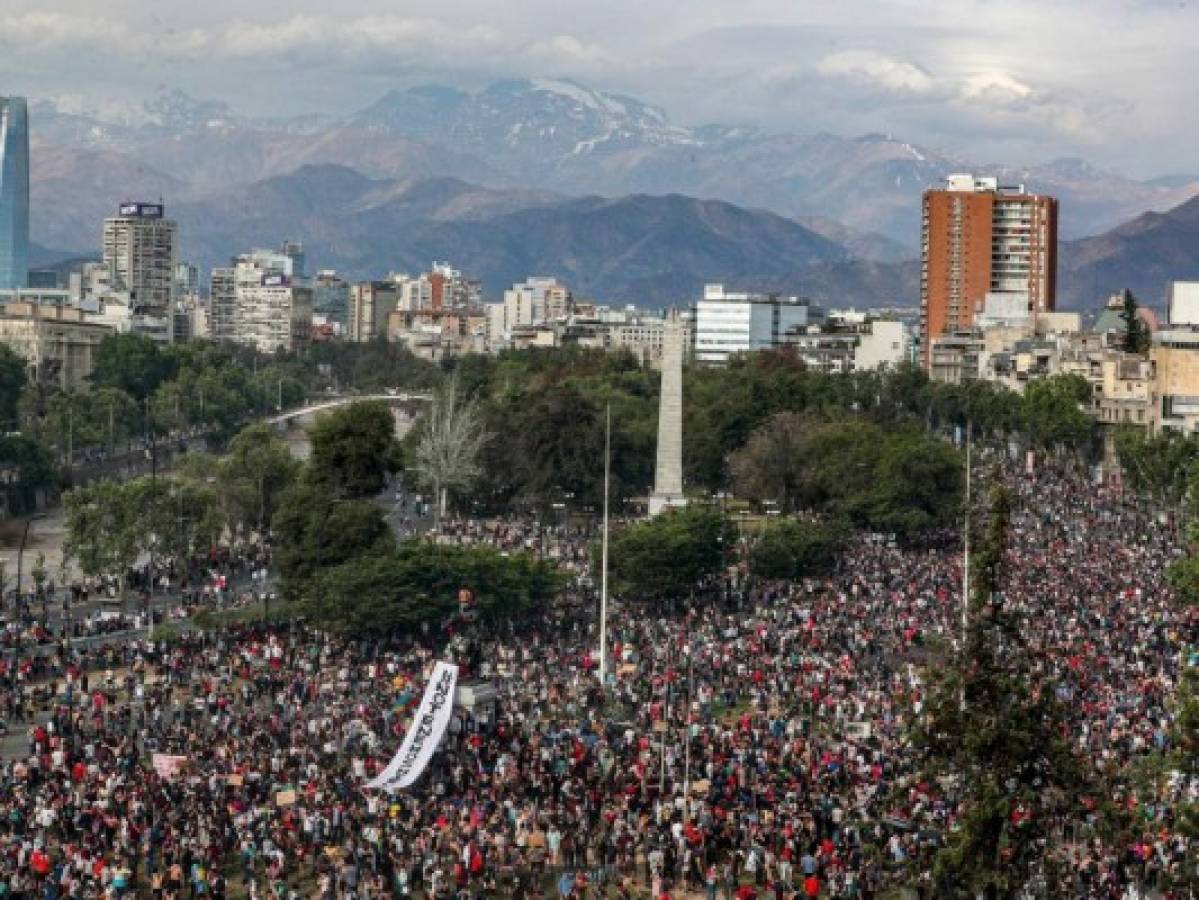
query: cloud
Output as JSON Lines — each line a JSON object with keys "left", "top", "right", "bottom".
{"left": 0, "top": 11, "right": 131, "bottom": 48}
{"left": 816, "top": 51, "right": 936, "bottom": 94}
{"left": 526, "top": 35, "right": 626, "bottom": 70}
{"left": 958, "top": 71, "right": 1034, "bottom": 104}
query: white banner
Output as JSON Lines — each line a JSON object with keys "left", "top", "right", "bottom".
{"left": 366, "top": 661, "right": 458, "bottom": 792}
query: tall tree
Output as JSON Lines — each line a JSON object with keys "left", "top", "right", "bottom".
{"left": 90, "top": 333, "right": 173, "bottom": 401}
{"left": 62, "top": 480, "right": 145, "bottom": 601}
{"left": 1021, "top": 374, "right": 1097, "bottom": 454}
{"left": 309, "top": 400, "right": 403, "bottom": 499}
{"left": 0, "top": 343, "right": 26, "bottom": 431}
{"left": 914, "top": 485, "right": 1085, "bottom": 896}
{"left": 221, "top": 423, "right": 300, "bottom": 536}
{"left": 273, "top": 478, "right": 395, "bottom": 598}
{"left": 412, "top": 381, "right": 488, "bottom": 519}
{"left": 1119, "top": 288, "right": 1151, "bottom": 354}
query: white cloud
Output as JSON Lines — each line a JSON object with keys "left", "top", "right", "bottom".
{"left": 0, "top": 11, "right": 132, "bottom": 48}
{"left": 958, "top": 71, "right": 1034, "bottom": 104}
{"left": 526, "top": 35, "right": 625, "bottom": 70}
{"left": 816, "top": 51, "right": 936, "bottom": 94}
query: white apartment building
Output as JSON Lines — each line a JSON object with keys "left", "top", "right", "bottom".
{"left": 503, "top": 277, "right": 571, "bottom": 330}
{"left": 209, "top": 250, "right": 311, "bottom": 352}
{"left": 102, "top": 202, "right": 177, "bottom": 326}
{"left": 694, "top": 284, "right": 825, "bottom": 364}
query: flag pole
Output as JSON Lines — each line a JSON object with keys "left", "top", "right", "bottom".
{"left": 599, "top": 402, "right": 611, "bottom": 686}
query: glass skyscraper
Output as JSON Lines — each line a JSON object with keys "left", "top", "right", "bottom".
{"left": 0, "top": 96, "right": 30, "bottom": 291}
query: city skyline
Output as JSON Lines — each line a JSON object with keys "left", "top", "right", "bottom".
{"left": 0, "top": 0, "right": 1196, "bottom": 179}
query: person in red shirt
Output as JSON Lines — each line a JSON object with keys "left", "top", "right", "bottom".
{"left": 804, "top": 873, "right": 820, "bottom": 897}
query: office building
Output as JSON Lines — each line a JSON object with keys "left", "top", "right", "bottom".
{"left": 348, "top": 281, "right": 399, "bottom": 342}
{"left": 694, "top": 284, "right": 825, "bottom": 364}
{"left": 0, "top": 96, "right": 29, "bottom": 291}
{"left": 312, "top": 270, "right": 350, "bottom": 327}
{"left": 209, "top": 266, "right": 237, "bottom": 341}
{"left": 920, "top": 174, "right": 1057, "bottom": 366}
{"left": 102, "top": 202, "right": 178, "bottom": 324}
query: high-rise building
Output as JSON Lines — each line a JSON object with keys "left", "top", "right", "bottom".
{"left": 102, "top": 202, "right": 178, "bottom": 325}
{"left": 0, "top": 97, "right": 30, "bottom": 291}
{"left": 920, "top": 174, "right": 1057, "bottom": 366}
{"left": 348, "top": 282, "right": 399, "bottom": 342}
{"left": 208, "top": 249, "right": 310, "bottom": 353}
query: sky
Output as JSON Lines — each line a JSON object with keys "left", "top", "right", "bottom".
{"left": 0, "top": 0, "right": 1195, "bottom": 177}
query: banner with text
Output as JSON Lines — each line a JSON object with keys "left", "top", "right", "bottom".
{"left": 366, "top": 661, "right": 458, "bottom": 792}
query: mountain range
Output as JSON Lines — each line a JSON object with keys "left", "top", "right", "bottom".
{"left": 25, "top": 80, "right": 1199, "bottom": 308}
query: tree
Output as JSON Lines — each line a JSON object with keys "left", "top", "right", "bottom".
{"left": 309, "top": 401, "right": 402, "bottom": 499}
{"left": 728, "top": 411, "right": 812, "bottom": 513}
{"left": 135, "top": 476, "right": 225, "bottom": 564}
{"left": 273, "top": 478, "right": 396, "bottom": 598}
{"left": 607, "top": 505, "right": 734, "bottom": 603}
{"left": 750, "top": 517, "right": 847, "bottom": 581}
{"left": 221, "top": 423, "right": 300, "bottom": 536}
{"left": 1021, "top": 374, "right": 1097, "bottom": 454}
{"left": 1115, "top": 426, "right": 1199, "bottom": 512}
{"left": 0, "top": 343, "right": 26, "bottom": 431}
{"left": 62, "top": 480, "right": 145, "bottom": 601}
{"left": 730, "top": 415, "right": 962, "bottom": 542}
{"left": 0, "top": 434, "right": 58, "bottom": 516}
{"left": 90, "top": 333, "right": 173, "bottom": 400}
{"left": 1119, "top": 288, "right": 1151, "bottom": 354}
{"left": 914, "top": 486, "right": 1086, "bottom": 896}
{"left": 297, "top": 542, "right": 562, "bottom": 636}
{"left": 858, "top": 430, "right": 963, "bottom": 539}
{"left": 412, "top": 380, "right": 488, "bottom": 520}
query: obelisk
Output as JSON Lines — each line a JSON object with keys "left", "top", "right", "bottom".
{"left": 649, "top": 311, "right": 687, "bottom": 516}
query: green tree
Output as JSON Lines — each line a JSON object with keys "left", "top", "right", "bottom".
{"left": 858, "top": 429, "right": 963, "bottom": 539}
{"left": 273, "top": 477, "right": 396, "bottom": 598}
{"left": 915, "top": 486, "right": 1085, "bottom": 896}
{"left": 220, "top": 423, "right": 300, "bottom": 536}
{"left": 607, "top": 505, "right": 734, "bottom": 603}
{"left": 0, "top": 343, "right": 26, "bottom": 431}
{"left": 63, "top": 480, "right": 145, "bottom": 600}
{"left": 308, "top": 401, "right": 402, "bottom": 499}
{"left": 297, "top": 542, "right": 562, "bottom": 636}
{"left": 1115, "top": 426, "right": 1199, "bottom": 511}
{"left": 1021, "top": 374, "right": 1097, "bottom": 454}
{"left": 134, "top": 476, "right": 225, "bottom": 564}
{"left": 749, "top": 517, "right": 847, "bottom": 580}
{"left": 0, "top": 434, "right": 58, "bottom": 515}
{"left": 1119, "top": 288, "right": 1151, "bottom": 354}
{"left": 90, "top": 333, "right": 173, "bottom": 400}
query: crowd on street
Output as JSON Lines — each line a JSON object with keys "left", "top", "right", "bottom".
{"left": 0, "top": 461, "right": 1193, "bottom": 898}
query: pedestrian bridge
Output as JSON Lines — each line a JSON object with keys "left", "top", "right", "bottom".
{"left": 266, "top": 393, "right": 433, "bottom": 427}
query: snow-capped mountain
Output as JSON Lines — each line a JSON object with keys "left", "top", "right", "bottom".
{"left": 25, "top": 79, "right": 1199, "bottom": 262}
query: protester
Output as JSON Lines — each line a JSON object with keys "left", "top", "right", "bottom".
{"left": 0, "top": 461, "right": 1193, "bottom": 898}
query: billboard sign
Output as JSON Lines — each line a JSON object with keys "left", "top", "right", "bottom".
{"left": 118, "top": 202, "right": 165, "bottom": 219}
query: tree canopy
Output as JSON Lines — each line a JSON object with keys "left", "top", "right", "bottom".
{"left": 607, "top": 505, "right": 734, "bottom": 603}
{"left": 308, "top": 400, "right": 403, "bottom": 499}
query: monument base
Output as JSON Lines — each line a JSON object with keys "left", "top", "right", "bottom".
{"left": 648, "top": 493, "right": 688, "bottom": 517}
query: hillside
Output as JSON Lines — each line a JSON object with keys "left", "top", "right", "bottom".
{"left": 1059, "top": 194, "right": 1199, "bottom": 309}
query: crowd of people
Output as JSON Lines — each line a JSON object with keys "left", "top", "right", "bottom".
{"left": 0, "top": 461, "right": 1193, "bottom": 898}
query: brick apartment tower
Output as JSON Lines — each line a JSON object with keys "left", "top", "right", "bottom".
{"left": 920, "top": 174, "right": 1057, "bottom": 366}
